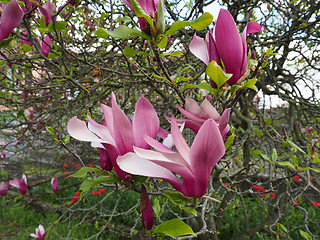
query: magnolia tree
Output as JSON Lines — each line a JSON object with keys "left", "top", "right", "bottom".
{"left": 0, "top": 0, "right": 320, "bottom": 239}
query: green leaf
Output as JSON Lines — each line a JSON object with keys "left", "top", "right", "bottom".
{"left": 224, "top": 135, "right": 234, "bottom": 151}
{"left": 183, "top": 82, "right": 214, "bottom": 95}
{"left": 182, "top": 207, "right": 197, "bottom": 216}
{"left": 157, "top": 36, "right": 167, "bottom": 49}
{"left": 48, "top": 21, "right": 68, "bottom": 33}
{"left": 63, "top": 135, "right": 70, "bottom": 145}
{"left": 152, "top": 198, "right": 162, "bottom": 218}
{"left": 48, "top": 52, "right": 62, "bottom": 59}
{"left": 165, "top": 12, "right": 213, "bottom": 36}
{"left": 123, "top": 46, "right": 150, "bottom": 57}
{"left": 271, "top": 148, "right": 278, "bottom": 161}
{"left": 71, "top": 167, "right": 102, "bottom": 178}
{"left": 154, "top": 218, "right": 196, "bottom": 237}
{"left": 160, "top": 51, "right": 184, "bottom": 57}
{"left": 251, "top": 149, "right": 262, "bottom": 155}
{"left": 163, "top": 190, "right": 191, "bottom": 206}
{"left": 46, "top": 126, "right": 58, "bottom": 142}
{"left": 299, "top": 167, "right": 320, "bottom": 173}
{"left": 79, "top": 178, "right": 94, "bottom": 192}
{"left": 244, "top": 78, "right": 258, "bottom": 92}
{"left": 95, "top": 26, "right": 151, "bottom": 40}
{"left": 276, "top": 223, "right": 288, "bottom": 233}
{"left": 277, "top": 161, "right": 296, "bottom": 170}
{"left": 22, "top": 44, "right": 33, "bottom": 53}
{"left": 299, "top": 230, "right": 312, "bottom": 240}
{"left": 0, "top": 37, "right": 14, "bottom": 48}
{"left": 206, "top": 60, "right": 232, "bottom": 89}
{"left": 293, "top": 155, "right": 299, "bottom": 168}
{"left": 284, "top": 140, "right": 306, "bottom": 154}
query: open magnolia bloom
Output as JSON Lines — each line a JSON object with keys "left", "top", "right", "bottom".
{"left": 189, "top": 9, "right": 262, "bottom": 86}
{"left": 67, "top": 93, "right": 163, "bottom": 180}
{"left": 30, "top": 224, "right": 47, "bottom": 240}
{"left": 117, "top": 117, "right": 225, "bottom": 198}
{"left": 0, "top": 0, "right": 24, "bottom": 41}
{"left": 9, "top": 174, "right": 27, "bottom": 195}
{"left": 176, "top": 97, "right": 230, "bottom": 140}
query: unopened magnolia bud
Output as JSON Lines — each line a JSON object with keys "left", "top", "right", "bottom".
{"left": 156, "top": 0, "right": 165, "bottom": 34}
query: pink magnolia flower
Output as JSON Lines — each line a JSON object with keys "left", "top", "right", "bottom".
{"left": 39, "top": 1, "right": 56, "bottom": 26}
{"left": 0, "top": 0, "right": 24, "bottom": 41}
{"left": 117, "top": 117, "right": 226, "bottom": 198}
{"left": 39, "top": 34, "right": 51, "bottom": 57}
{"left": 0, "top": 182, "right": 10, "bottom": 196}
{"left": 176, "top": 97, "right": 230, "bottom": 140}
{"left": 67, "top": 93, "right": 164, "bottom": 180}
{"left": 51, "top": 177, "right": 58, "bottom": 194}
{"left": 9, "top": 174, "right": 27, "bottom": 195}
{"left": 122, "top": 0, "right": 164, "bottom": 34}
{"left": 189, "top": 9, "right": 262, "bottom": 86}
{"left": 30, "top": 224, "right": 47, "bottom": 240}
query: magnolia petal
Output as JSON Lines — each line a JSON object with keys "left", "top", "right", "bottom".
{"left": 183, "top": 120, "right": 201, "bottom": 133}
{"left": 134, "top": 146, "right": 190, "bottom": 168}
{"left": 39, "top": 34, "right": 51, "bottom": 57}
{"left": 185, "top": 98, "right": 208, "bottom": 118}
{"left": 39, "top": 6, "right": 52, "bottom": 26}
{"left": 102, "top": 143, "right": 129, "bottom": 181}
{"left": 157, "top": 127, "right": 169, "bottom": 139}
{"left": 206, "top": 30, "right": 221, "bottom": 65}
{"left": 97, "top": 147, "right": 113, "bottom": 171}
{"left": 133, "top": 97, "right": 159, "bottom": 149}
{"left": 111, "top": 93, "right": 135, "bottom": 155}
{"left": 221, "top": 124, "right": 230, "bottom": 141}
{"left": 67, "top": 117, "right": 105, "bottom": 143}
{"left": 117, "top": 152, "right": 183, "bottom": 191}
{"left": 22, "top": 174, "right": 27, "bottom": 184}
{"left": 30, "top": 233, "right": 38, "bottom": 238}
{"left": 9, "top": 178, "right": 19, "bottom": 188}
{"left": 241, "top": 21, "right": 262, "bottom": 73}
{"left": 142, "top": 0, "right": 159, "bottom": 17}
{"left": 38, "top": 225, "right": 45, "bottom": 235}
{"left": 122, "top": 0, "right": 134, "bottom": 11}
{"left": 189, "top": 119, "right": 225, "bottom": 196}
{"left": 177, "top": 105, "right": 205, "bottom": 123}
{"left": 91, "top": 141, "right": 104, "bottom": 149}
{"left": 100, "top": 103, "right": 115, "bottom": 138}
{"left": 200, "top": 98, "right": 220, "bottom": 120}
{"left": 0, "top": 0, "right": 24, "bottom": 41}
{"left": 87, "top": 115, "right": 116, "bottom": 146}
{"left": 215, "top": 9, "right": 243, "bottom": 85}
{"left": 189, "top": 34, "right": 210, "bottom": 65}
{"left": 171, "top": 117, "right": 190, "bottom": 163}
{"left": 163, "top": 122, "right": 184, "bottom": 149}
{"left": 218, "top": 108, "right": 230, "bottom": 133}
{"left": 144, "top": 134, "right": 175, "bottom": 153}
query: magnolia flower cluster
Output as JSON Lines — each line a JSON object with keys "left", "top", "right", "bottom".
{"left": 67, "top": 93, "right": 230, "bottom": 228}
{"left": 0, "top": 0, "right": 79, "bottom": 56}
{"left": 1, "top": 175, "right": 58, "bottom": 197}
{"left": 189, "top": 9, "right": 262, "bottom": 87}
{"left": 1, "top": 174, "right": 27, "bottom": 196}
